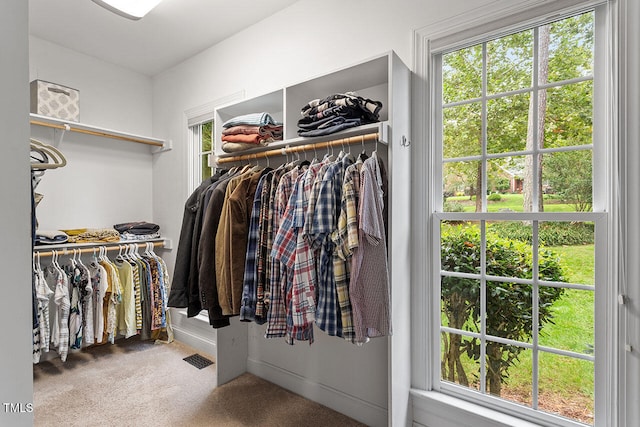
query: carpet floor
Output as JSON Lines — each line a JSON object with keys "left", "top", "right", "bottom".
{"left": 33, "top": 337, "right": 366, "bottom": 427}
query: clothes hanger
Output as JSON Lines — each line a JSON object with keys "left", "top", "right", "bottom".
{"left": 145, "top": 242, "right": 156, "bottom": 258}
{"left": 100, "top": 246, "right": 110, "bottom": 263}
{"left": 30, "top": 138, "right": 67, "bottom": 171}
{"left": 116, "top": 245, "right": 125, "bottom": 262}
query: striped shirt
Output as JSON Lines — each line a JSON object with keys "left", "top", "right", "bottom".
{"left": 350, "top": 154, "right": 390, "bottom": 344}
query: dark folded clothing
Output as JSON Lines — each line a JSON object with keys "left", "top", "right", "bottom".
{"left": 114, "top": 221, "right": 160, "bottom": 235}
{"left": 297, "top": 92, "right": 383, "bottom": 138}
{"left": 298, "top": 115, "right": 361, "bottom": 131}
{"left": 301, "top": 92, "right": 383, "bottom": 122}
{"left": 297, "top": 104, "right": 361, "bottom": 126}
{"left": 298, "top": 118, "right": 361, "bottom": 137}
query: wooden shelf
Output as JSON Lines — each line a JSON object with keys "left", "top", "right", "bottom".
{"left": 30, "top": 113, "right": 168, "bottom": 150}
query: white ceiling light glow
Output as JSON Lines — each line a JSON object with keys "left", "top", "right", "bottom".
{"left": 92, "top": 0, "right": 162, "bottom": 20}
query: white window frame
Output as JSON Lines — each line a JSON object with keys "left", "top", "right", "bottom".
{"left": 183, "top": 91, "right": 244, "bottom": 194}
{"left": 411, "top": 1, "right": 620, "bottom": 426}
{"left": 187, "top": 118, "right": 214, "bottom": 193}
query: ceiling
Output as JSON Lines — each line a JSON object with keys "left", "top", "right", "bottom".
{"left": 29, "top": 0, "right": 300, "bottom": 76}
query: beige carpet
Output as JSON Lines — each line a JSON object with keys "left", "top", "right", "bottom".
{"left": 33, "top": 337, "right": 366, "bottom": 427}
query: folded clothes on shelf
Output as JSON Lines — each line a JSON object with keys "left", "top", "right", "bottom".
{"left": 114, "top": 221, "right": 160, "bottom": 235}
{"left": 221, "top": 113, "right": 283, "bottom": 153}
{"left": 62, "top": 228, "right": 121, "bottom": 243}
{"left": 297, "top": 92, "right": 382, "bottom": 137}
{"left": 120, "top": 231, "right": 161, "bottom": 241}
{"left": 222, "top": 112, "right": 282, "bottom": 129}
{"left": 34, "top": 229, "right": 69, "bottom": 245}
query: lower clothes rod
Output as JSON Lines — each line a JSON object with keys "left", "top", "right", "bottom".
{"left": 33, "top": 240, "right": 164, "bottom": 257}
{"left": 216, "top": 132, "right": 380, "bottom": 165}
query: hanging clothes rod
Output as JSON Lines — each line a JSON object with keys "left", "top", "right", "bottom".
{"left": 33, "top": 240, "right": 165, "bottom": 258}
{"left": 216, "top": 132, "right": 380, "bottom": 165}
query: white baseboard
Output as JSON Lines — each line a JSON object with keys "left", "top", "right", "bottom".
{"left": 247, "top": 357, "right": 388, "bottom": 427}
{"left": 172, "top": 324, "right": 217, "bottom": 359}
{"left": 169, "top": 308, "right": 217, "bottom": 358}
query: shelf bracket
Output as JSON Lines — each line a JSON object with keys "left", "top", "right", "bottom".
{"left": 53, "top": 123, "right": 70, "bottom": 146}
{"left": 152, "top": 138, "right": 173, "bottom": 154}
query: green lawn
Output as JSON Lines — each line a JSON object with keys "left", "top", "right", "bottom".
{"left": 447, "top": 193, "right": 578, "bottom": 212}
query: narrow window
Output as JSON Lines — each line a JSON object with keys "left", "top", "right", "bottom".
{"left": 188, "top": 119, "right": 213, "bottom": 192}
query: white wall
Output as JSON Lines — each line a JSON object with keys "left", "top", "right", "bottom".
{"left": 0, "top": 1, "right": 33, "bottom": 426}
{"left": 150, "top": 0, "right": 494, "bottom": 425}
{"left": 29, "top": 37, "right": 155, "bottom": 231}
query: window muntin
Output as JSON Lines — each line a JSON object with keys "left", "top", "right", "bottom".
{"left": 436, "top": 11, "right": 600, "bottom": 426}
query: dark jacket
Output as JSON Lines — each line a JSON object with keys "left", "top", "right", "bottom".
{"left": 167, "top": 173, "right": 222, "bottom": 311}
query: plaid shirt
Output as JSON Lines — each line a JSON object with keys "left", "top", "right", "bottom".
{"left": 310, "top": 154, "right": 353, "bottom": 336}
{"left": 252, "top": 170, "right": 274, "bottom": 323}
{"left": 288, "top": 160, "right": 334, "bottom": 342}
{"left": 240, "top": 173, "right": 269, "bottom": 322}
{"left": 259, "top": 167, "right": 287, "bottom": 321}
{"left": 334, "top": 160, "right": 363, "bottom": 259}
{"left": 331, "top": 159, "right": 363, "bottom": 341}
{"left": 272, "top": 166, "right": 316, "bottom": 344}
{"left": 265, "top": 167, "right": 299, "bottom": 338}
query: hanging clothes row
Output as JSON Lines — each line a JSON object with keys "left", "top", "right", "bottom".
{"left": 32, "top": 243, "right": 173, "bottom": 364}
{"left": 169, "top": 141, "right": 390, "bottom": 346}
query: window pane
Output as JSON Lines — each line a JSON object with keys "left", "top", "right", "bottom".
{"left": 487, "top": 30, "right": 533, "bottom": 95}
{"left": 443, "top": 45, "right": 483, "bottom": 104}
{"left": 538, "top": 222, "right": 594, "bottom": 284}
{"left": 441, "top": 332, "right": 480, "bottom": 391}
{"left": 486, "top": 342, "right": 532, "bottom": 406}
{"left": 201, "top": 154, "right": 211, "bottom": 181}
{"left": 500, "top": 348, "right": 533, "bottom": 407}
{"left": 538, "top": 352, "right": 594, "bottom": 425}
{"left": 202, "top": 121, "right": 213, "bottom": 152}
{"left": 485, "top": 225, "right": 532, "bottom": 279}
{"left": 441, "top": 222, "right": 481, "bottom": 273}
{"left": 539, "top": 288, "right": 594, "bottom": 355}
{"left": 545, "top": 12, "right": 594, "bottom": 84}
{"left": 443, "top": 103, "right": 482, "bottom": 158}
{"left": 487, "top": 157, "right": 524, "bottom": 207}
{"left": 487, "top": 93, "right": 530, "bottom": 154}
{"left": 486, "top": 281, "right": 533, "bottom": 344}
{"left": 541, "top": 150, "right": 592, "bottom": 212}
{"left": 443, "top": 161, "right": 482, "bottom": 212}
{"left": 441, "top": 277, "right": 480, "bottom": 332}
{"left": 542, "top": 81, "right": 593, "bottom": 149}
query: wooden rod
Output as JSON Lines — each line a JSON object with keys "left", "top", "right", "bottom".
{"left": 33, "top": 241, "right": 164, "bottom": 258}
{"left": 216, "top": 132, "right": 380, "bottom": 164}
{"left": 30, "top": 119, "right": 164, "bottom": 147}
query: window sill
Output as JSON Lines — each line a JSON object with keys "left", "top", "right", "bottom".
{"left": 411, "top": 389, "right": 543, "bottom": 427}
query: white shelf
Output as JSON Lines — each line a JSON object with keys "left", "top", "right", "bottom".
{"left": 213, "top": 52, "right": 393, "bottom": 157}
{"left": 30, "top": 113, "right": 169, "bottom": 151}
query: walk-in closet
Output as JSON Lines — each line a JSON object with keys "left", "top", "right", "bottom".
{"left": 3, "top": 1, "right": 640, "bottom": 427}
